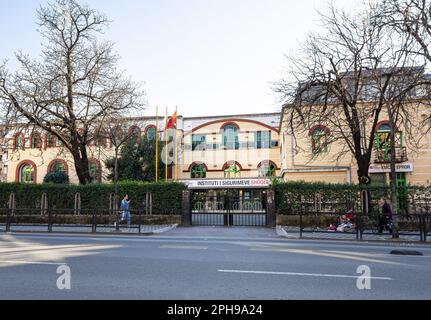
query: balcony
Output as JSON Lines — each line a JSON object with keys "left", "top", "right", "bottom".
{"left": 374, "top": 146, "right": 408, "bottom": 163}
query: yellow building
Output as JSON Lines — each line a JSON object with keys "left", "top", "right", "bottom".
{"left": 279, "top": 103, "right": 431, "bottom": 186}
{"left": 4, "top": 113, "right": 281, "bottom": 185}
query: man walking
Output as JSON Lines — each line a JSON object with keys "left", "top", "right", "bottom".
{"left": 117, "top": 194, "right": 131, "bottom": 228}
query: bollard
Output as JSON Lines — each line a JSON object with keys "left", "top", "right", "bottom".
{"left": 48, "top": 207, "right": 53, "bottom": 233}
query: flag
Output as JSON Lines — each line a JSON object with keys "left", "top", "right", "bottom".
{"left": 166, "top": 112, "right": 177, "bottom": 129}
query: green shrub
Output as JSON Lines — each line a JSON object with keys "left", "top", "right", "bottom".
{"left": 43, "top": 172, "right": 70, "bottom": 184}
{"left": 0, "top": 181, "right": 187, "bottom": 214}
{"left": 274, "top": 181, "right": 429, "bottom": 215}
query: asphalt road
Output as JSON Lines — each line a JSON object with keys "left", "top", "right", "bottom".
{"left": 1, "top": 226, "right": 431, "bottom": 300}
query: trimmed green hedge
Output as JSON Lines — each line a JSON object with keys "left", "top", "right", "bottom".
{"left": 273, "top": 180, "right": 431, "bottom": 215}
{"left": 0, "top": 181, "right": 187, "bottom": 214}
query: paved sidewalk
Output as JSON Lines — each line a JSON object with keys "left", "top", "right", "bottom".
{"left": 278, "top": 226, "right": 429, "bottom": 242}
{"left": 0, "top": 223, "right": 177, "bottom": 234}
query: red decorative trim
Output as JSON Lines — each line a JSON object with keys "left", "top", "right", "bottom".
{"left": 187, "top": 162, "right": 209, "bottom": 172}
{"left": 257, "top": 160, "right": 279, "bottom": 170}
{"left": 47, "top": 159, "right": 69, "bottom": 175}
{"left": 13, "top": 133, "right": 26, "bottom": 151}
{"left": 186, "top": 119, "right": 280, "bottom": 135}
{"left": 30, "top": 132, "right": 42, "bottom": 149}
{"left": 220, "top": 122, "right": 240, "bottom": 130}
{"left": 145, "top": 125, "right": 157, "bottom": 135}
{"left": 376, "top": 120, "right": 398, "bottom": 131}
{"left": 88, "top": 158, "right": 102, "bottom": 182}
{"left": 222, "top": 161, "right": 243, "bottom": 171}
{"left": 308, "top": 125, "right": 331, "bottom": 136}
{"left": 15, "top": 160, "right": 37, "bottom": 184}
{"left": 128, "top": 125, "right": 142, "bottom": 136}
{"left": 44, "top": 132, "right": 57, "bottom": 149}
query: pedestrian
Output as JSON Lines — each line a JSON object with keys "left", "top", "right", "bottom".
{"left": 120, "top": 194, "right": 131, "bottom": 227}
{"left": 377, "top": 197, "right": 392, "bottom": 234}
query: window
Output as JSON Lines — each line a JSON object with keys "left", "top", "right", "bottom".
{"left": 15, "top": 134, "right": 25, "bottom": 150}
{"left": 94, "top": 131, "right": 107, "bottom": 148}
{"left": 31, "top": 133, "right": 42, "bottom": 149}
{"left": 46, "top": 133, "right": 57, "bottom": 148}
{"left": 192, "top": 134, "right": 206, "bottom": 151}
{"left": 374, "top": 121, "right": 405, "bottom": 162}
{"left": 310, "top": 126, "right": 328, "bottom": 154}
{"left": 129, "top": 126, "right": 141, "bottom": 138}
{"left": 49, "top": 160, "right": 67, "bottom": 174}
{"left": 190, "top": 163, "right": 206, "bottom": 179}
{"left": 258, "top": 161, "right": 276, "bottom": 177}
{"left": 255, "top": 131, "right": 271, "bottom": 149}
{"left": 223, "top": 125, "right": 239, "bottom": 149}
{"left": 146, "top": 127, "right": 156, "bottom": 141}
{"left": 19, "top": 163, "right": 34, "bottom": 183}
{"left": 88, "top": 159, "right": 101, "bottom": 183}
{"left": 224, "top": 162, "right": 241, "bottom": 178}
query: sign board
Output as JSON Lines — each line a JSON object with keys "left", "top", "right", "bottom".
{"left": 181, "top": 178, "right": 272, "bottom": 189}
{"left": 369, "top": 162, "right": 413, "bottom": 174}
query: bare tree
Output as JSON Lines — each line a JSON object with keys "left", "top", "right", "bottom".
{"left": 0, "top": 0, "right": 144, "bottom": 184}
{"left": 275, "top": 3, "right": 425, "bottom": 183}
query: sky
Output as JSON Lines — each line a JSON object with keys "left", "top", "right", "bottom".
{"left": 0, "top": 0, "right": 361, "bottom": 117}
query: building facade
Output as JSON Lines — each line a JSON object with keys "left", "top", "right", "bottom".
{"left": 3, "top": 113, "right": 281, "bottom": 184}
{"left": 3, "top": 108, "right": 431, "bottom": 187}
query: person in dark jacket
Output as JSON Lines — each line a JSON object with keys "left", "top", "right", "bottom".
{"left": 378, "top": 197, "right": 392, "bottom": 234}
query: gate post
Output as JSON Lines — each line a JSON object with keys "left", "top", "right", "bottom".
{"left": 181, "top": 190, "right": 192, "bottom": 227}
{"left": 266, "top": 189, "right": 276, "bottom": 228}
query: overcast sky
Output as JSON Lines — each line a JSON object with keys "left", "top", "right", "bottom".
{"left": 0, "top": 0, "right": 361, "bottom": 117}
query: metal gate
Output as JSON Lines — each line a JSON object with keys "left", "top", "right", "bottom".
{"left": 191, "top": 190, "right": 267, "bottom": 226}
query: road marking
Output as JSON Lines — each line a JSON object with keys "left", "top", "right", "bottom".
{"left": 218, "top": 269, "right": 393, "bottom": 280}
{"left": 0, "top": 260, "right": 66, "bottom": 266}
{"left": 249, "top": 248, "right": 405, "bottom": 265}
{"left": 160, "top": 245, "right": 208, "bottom": 250}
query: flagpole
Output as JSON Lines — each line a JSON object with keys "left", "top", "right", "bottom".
{"left": 165, "top": 107, "right": 168, "bottom": 182}
{"left": 174, "top": 106, "right": 178, "bottom": 181}
{"left": 155, "top": 106, "right": 159, "bottom": 182}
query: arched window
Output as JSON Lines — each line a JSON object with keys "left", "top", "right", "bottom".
{"left": 258, "top": 161, "right": 276, "bottom": 177}
{"left": 48, "top": 159, "right": 68, "bottom": 174}
{"left": 16, "top": 161, "right": 36, "bottom": 184}
{"left": 145, "top": 126, "right": 156, "bottom": 141}
{"left": 129, "top": 126, "right": 141, "bottom": 138}
{"left": 223, "top": 124, "right": 239, "bottom": 150}
{"left": 94, "top": 130, "right": 107, "bottom": 148}
{"left": 88, "top": 159, "right": 102, "bottom": 183}
{"left": 223, "top": 161, "right": 241, "bottom": 178}
{"left": 46, "top": 133, "right": 57, "bottom": 148}
{"left": 309, "top": 125, "right": 329, "bottom": 154}
{"left": 14, "top": 133, "right": 25, "bottom": 150}
{"left": 31, "top": 133, "right": 42, "bottom": 149}
{"left": 190, "top": 163, "right": 207, "bottom": 179}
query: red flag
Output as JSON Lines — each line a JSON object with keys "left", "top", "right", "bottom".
{"left": 166, "top": 112, "right": 177, "bottom": 129}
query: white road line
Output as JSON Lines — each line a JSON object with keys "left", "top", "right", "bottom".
{"left": 160, "top": 245, "right": 208, "bottom": 250}
{"left": 218, "top": 269, "right": 393, "bottom": 280}
{"left": 0, "top": 260, "right": 66, "bottom": 265}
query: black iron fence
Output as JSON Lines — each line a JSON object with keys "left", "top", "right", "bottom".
{"left": 289, "top": 211, "right": 430, "bottom": 242}
{"left": 0, "top": 207, "right": 178, "bottom": 234}
{"left": 191, "top": 195, "right": 267, "bottom": 226}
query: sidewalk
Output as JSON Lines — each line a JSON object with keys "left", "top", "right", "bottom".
{"left": 277, "top": 226, "right": 430, "bottom": 242}
{"left": 0, "top": 223, "right": 177, "bottom": 235}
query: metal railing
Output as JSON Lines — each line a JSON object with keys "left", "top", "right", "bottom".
{"left": 0, "top": 207, "right": 174, "bottom": 234}
{"left": 290, "top": 210, "right": 430, "bottom": 242}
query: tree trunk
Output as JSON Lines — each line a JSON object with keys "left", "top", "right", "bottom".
{"left": 70, "top": 138, "right": 92, "bottom": 185}
{"left": 357, "top": 160, "right": 372, "bottom": 214}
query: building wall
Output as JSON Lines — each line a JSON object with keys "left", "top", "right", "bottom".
{"left": 279, "top": 102, "right": 431, "bottom": 185}
{"left": 5, "top": 113, "right": 281, "bottom": 184}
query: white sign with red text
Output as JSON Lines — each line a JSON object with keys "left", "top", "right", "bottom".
{"left": 181, "top": 178, "right": 272, "bottom": 189}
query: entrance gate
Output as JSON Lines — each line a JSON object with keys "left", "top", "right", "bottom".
{"left": 191, "top": 189, "right": 267, "bottom": 226}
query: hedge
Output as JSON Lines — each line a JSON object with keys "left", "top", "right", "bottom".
{"left": 0, "top": 181, "right": 187, "bottom": 214}
{"left": 273, "top": 180, "right": 431, "bottom": 215}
